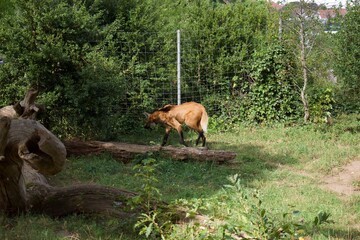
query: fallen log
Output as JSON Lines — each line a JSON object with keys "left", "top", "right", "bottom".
{"left": 63, "top": 140, "right": 237, "bottom": 164}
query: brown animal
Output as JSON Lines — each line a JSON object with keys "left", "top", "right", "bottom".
{"left": 144, "top": 102, "right": 208, "bottom": 147}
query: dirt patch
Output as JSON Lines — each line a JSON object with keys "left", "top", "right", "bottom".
{"left": 321, "top": 160, "right": 360, "bottom": 196}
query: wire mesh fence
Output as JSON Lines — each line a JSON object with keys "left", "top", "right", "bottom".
{"left": 115, "top": 29, "right": 246, "bottom": 112}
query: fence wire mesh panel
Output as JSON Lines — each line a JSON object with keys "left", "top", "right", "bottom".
{"left": 115, "top": 31, "right": 177, "bottom": 112}
{"left": 114, "top": 30, "right": 247, "bottom": 114}
{"left": 179, "top": 30, "right": 245, "bottom": 105}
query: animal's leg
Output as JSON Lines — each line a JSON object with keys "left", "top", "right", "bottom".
{"left": 161, "top": 126, "right": 172, "bottom": 146}
{"left": 196, "top": 132, "right": 202, "bottom": 146}
{"left": 175, "top": 125, "right": 187, "bottom": 147}
{"left": 195, "top": 131, "right": 206, "bottom": 147}
{"left": 201, "top": 133, "right": 206, "bottom": 147}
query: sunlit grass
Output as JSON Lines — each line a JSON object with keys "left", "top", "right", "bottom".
{"left": 2, "top": 114, "right": 359, "bottom": 239}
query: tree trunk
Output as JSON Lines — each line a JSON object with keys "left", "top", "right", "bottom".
{"left": 299, "top": 7, "right": 310, "bottom": 122}
{"left": 63, "top": 140, "right": 237, "bottom": 164}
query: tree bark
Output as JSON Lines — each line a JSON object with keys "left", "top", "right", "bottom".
{"left": 27, "top": 183, "right": 139, "bottom": 218}
{"left": 0, "top": 88, "right": 44, "bottom": 119}
{"left": 299, "top": 0, "right": 310, "bottom": 122}
{"left": 0, "top": 117, "right": 67, "bottom": 215}
{"left": 63, "top": 140, "right": 237, "bottom": 164}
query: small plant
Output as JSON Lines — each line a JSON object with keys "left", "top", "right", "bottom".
{"left": 352, "top": 180, "right": 360, "bottom": 189}
{"left": 134, "top": 211, "right": 171, "bottom": 240}
{"left": 313, "top": 211, "right": 334, "bottom": 227}
{"left": 207, "top": 174, "right": 335, "bottom": 239}
{"left": 131, "top": 157, "right": 161, "bottom": 213}
{"left": 130, "top": 157, "right": 174, "bottom": 239}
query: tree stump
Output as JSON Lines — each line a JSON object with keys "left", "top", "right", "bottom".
{"left": 0, "top": 89, "right": 144, "bottom": 217}
{"left": 0, "top": 116, "right": 67, "bottom": 214}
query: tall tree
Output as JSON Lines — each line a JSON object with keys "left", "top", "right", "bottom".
{"left": 281, "top": 0, "right": 325, "bottom": 122}
{"left": 334, "top": 0, "right": 360, "bottom": 112}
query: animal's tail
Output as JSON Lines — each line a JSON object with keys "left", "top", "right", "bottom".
{"left": 200, "top": 110, "right": 209, "bottom": 133}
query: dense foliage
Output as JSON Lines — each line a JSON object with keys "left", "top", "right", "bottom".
{"left": 334, "top": 0, "right": 360, "bottom": 113}
{"left": 0, "top": 0, "right": 358, "bottom": 139}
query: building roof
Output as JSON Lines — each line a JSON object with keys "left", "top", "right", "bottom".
{"left": 318, "top": 9, "right": 347, "bottom": 19}
{"left": 269, "top": 1, "right": 347, "bottom": 21}
{"left": 271, "top": 2, "right": 283, "bottom": 10}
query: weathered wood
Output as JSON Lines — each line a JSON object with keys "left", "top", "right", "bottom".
{"left": 0, "top": 106, "right": 18, "bottom": 118}
{"left": 0, "top": 118, "right": 67, "bottom": 215}
{"left": 0, "top": 116, "right": 27, "bottom": 214}
{"left": 0, "top": 88, "right": 43, "bottom": 120}
{"left": 27, "top": 184, "right": 139, "bottom": 217}
{"left": 63, "top": 140, "right": 237, "bottom": 164}
{"left": 8, "top": 119, "right": 67, "bottom": 175}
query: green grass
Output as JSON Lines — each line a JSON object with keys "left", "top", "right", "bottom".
{"left": 1, "top": 114, "right": 359, "bottom": 239}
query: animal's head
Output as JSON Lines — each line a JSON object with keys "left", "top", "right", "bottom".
{"left": 143, "top": 112, "right": 157, "bottom": 129}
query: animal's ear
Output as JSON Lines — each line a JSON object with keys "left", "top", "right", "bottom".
{"left": 159, "top": 104, "right": 174, "bottom": 112}
{"left": 143, "top": 112, "right": 150, "bottom": 118}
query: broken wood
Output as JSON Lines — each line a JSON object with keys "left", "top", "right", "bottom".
{"left": 0, "top": 88, "right": 44, "bottom": 119}
{"left": 0, "top": 116, "right": 67, "bottom": 215}
{"left": 63, "top": 140, "right": 237, "bottom": 164}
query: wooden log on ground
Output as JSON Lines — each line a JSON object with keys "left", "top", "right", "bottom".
{"left": 27, "top": 183, "right": 140, "bottom": 218}
{"left": 63, "top": 140, "right": 237, "bottom": 164}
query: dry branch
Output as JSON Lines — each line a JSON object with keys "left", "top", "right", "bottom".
{"left": 0, "top": 88, "right": 43, "bottom": 119}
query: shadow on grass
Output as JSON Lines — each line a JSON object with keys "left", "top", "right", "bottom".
{"left": 105, "top": 128, "right": 300, "bottom": 200}
{"left": 318, "top": 226, "right": 360, "bottom": 240}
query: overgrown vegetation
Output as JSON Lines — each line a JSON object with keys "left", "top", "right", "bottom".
{"left": 0, "top": 0, "right": 358, "bottom": 139}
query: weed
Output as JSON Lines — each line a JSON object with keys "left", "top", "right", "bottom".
{"left": 129, "top": 156, "right": 174, "bottom": 239}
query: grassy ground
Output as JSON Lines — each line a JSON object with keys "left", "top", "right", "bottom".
{"left": 1, "top": 115, "right": 359, "bottom": 239}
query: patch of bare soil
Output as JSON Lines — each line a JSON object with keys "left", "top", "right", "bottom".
{"left": 322, "top": 160, "right": 360, "bottom": 196}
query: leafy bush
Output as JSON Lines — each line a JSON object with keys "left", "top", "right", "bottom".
{"left": 170, "top": 174, "right": 335, "bottom": 240}
{"left": 309, "top": 87, "right": 335, "bottom": 123}
{"left": 204, "top": 45, "right": 301, "bottom": 128}
{"left": 245, "top": 45, "right": 300, "bottom": 124}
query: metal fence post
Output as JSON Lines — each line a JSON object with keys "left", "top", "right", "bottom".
{"left": 177, "top": 29, "right": 181, "bottom": 105}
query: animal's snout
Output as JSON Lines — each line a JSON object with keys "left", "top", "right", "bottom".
{"left": 144, "top": 122, "right": 155, "bottom": 130}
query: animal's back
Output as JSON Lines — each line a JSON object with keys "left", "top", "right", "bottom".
{"left": 172, "top": 102, "right": 208, "bottom": 132}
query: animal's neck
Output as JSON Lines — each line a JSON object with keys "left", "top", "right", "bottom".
{"left": 156, "top": 111, "right": 169, "bottom": 123}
